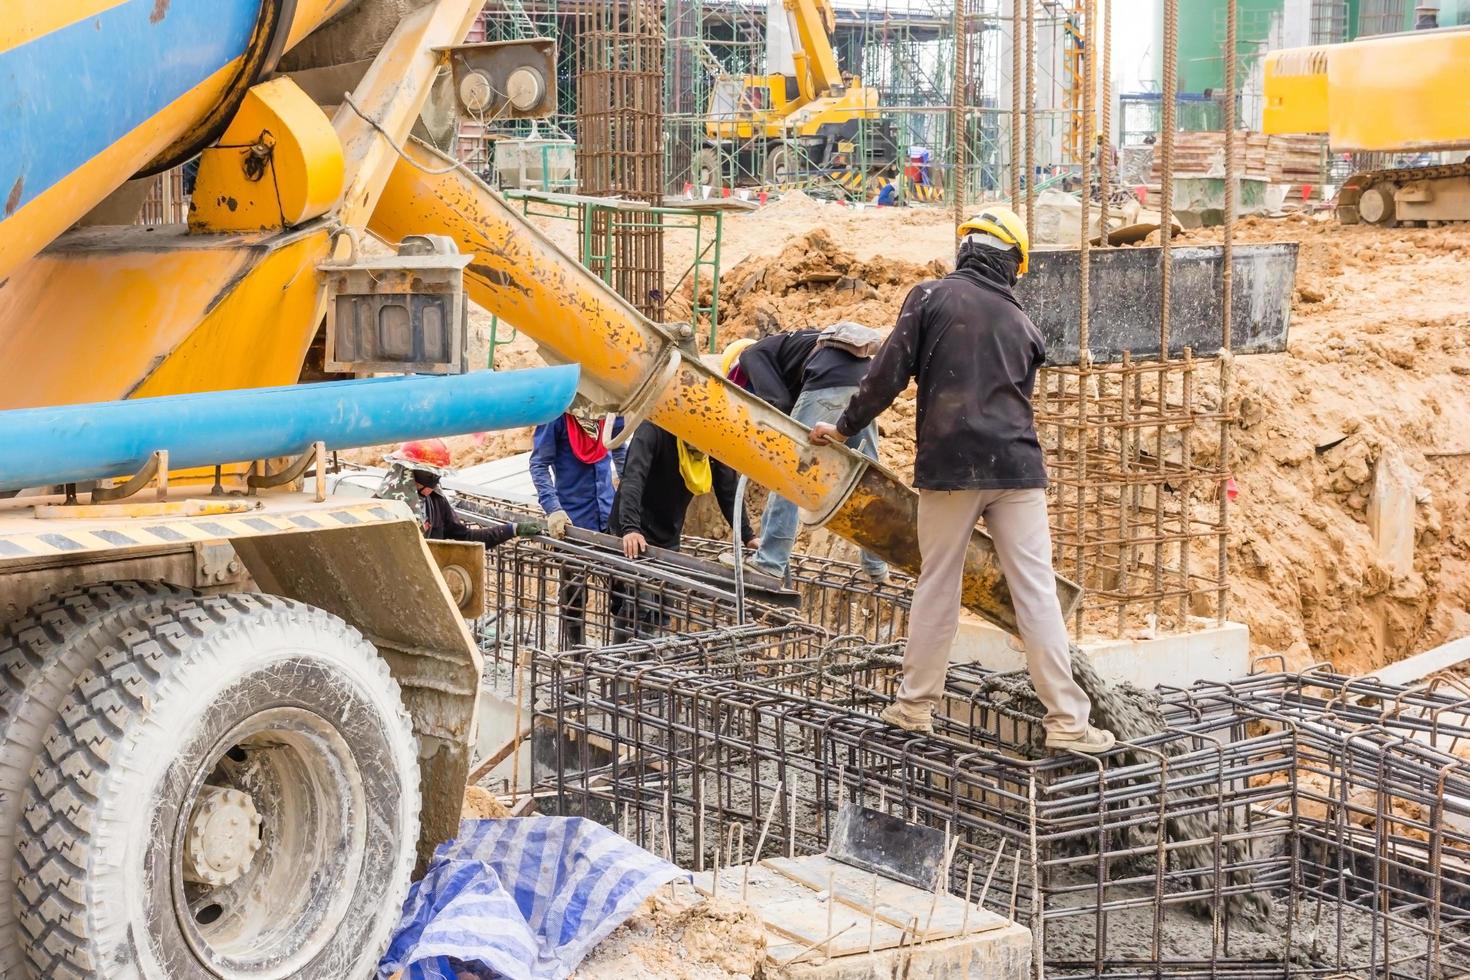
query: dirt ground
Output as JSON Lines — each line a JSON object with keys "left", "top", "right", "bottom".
{"left": 365, "top": 198, "right": 1470, "bottom": 675}
{"left": 572, "top": 890, "right": 766, "bottom": 980}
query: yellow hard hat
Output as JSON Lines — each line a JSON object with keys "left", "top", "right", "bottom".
{"left": 957, "top": 205, "right": 1030, "bottom": 276}
{"left": 720, "top": 337, "right": 756, "bottom": 378}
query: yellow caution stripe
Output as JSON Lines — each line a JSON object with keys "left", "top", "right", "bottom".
{"left": 0, "top": 502, "right": 408, "bottom": 561}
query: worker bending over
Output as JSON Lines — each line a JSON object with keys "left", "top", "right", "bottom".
{"left": 610, "top": 422, "right": 756, "bottom": 640}
{"left": 811, "top": 207, "right": 1115, "bottom": 754}
{"left": 723, "top": 324, "right": 888, "bottom": 583}
{"left": 379, "top": 439, "right": 542, "bottom": 547}
{"left": 530, "top": 410, "right": 626, "bottom": 646}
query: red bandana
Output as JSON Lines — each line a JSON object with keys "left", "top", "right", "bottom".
{"left": 564, "top": 414, "right": 609, "bottom": 464}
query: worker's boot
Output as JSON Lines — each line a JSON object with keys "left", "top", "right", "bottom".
{"left": 879, "top": 699, "right": 934, "bottom": 734}
{"left": 1044, "top": 725, "right": 1117, "bottom": 754}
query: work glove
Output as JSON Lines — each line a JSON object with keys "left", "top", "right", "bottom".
{"left": 546, "top": 510, "right": 572, "bottom": 539}
{"left": 514, "top": 521, "right": 545, "bottom": 538}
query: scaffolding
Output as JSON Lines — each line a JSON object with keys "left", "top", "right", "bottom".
{"left": 472, "top": 1, "right": 1084, "bottom": 204}
{"left": 575, "top": 0, "right": 667, "bottom": 319}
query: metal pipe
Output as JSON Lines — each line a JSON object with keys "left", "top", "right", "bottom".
{"left": 0, "top": 366, "right": 579, "bottom": 492}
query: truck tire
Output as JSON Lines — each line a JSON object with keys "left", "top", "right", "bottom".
{"left": 0, "top": 581, "right": 189, "bottom": 976}
{"left": 764, "top": 144, "right": 794, "bottom": 185}
{"left": 15, "top": 594, "right": 421, "bottom": 980}
{"left": 693, "top": 147, "right": 725, "bottom": 190}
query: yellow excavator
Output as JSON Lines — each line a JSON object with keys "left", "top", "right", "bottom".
{"left": 1263, "top": 23, "right": 1470, "bottom": 225}
{"left": 0, "top": 1, "right": 1063, "bottom": 974}
{"left": 694, "top": 0, "right": 897, "bottom": 188}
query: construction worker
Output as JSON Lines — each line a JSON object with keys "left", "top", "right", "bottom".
{"left": 379, "top": 439, "right": 543, "bottom": 547}
{"left": 529, "top": 410, "right": 626, "bottom": 646}
{"left": 609, "top": 422, "right": 756, "bottom": 640}
{"left": 809, "top": 206, "right": 1116, "bottom": 754}
{"left": 723, "top": 325, "right": 888, "bottom": 583}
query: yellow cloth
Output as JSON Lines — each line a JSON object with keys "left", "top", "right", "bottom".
{"left": 676, "top": 439, "right": 712, "bottom": 495}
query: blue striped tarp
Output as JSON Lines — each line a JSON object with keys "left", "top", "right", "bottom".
{"left": 379, "top": 816, "right": 686, "bottom": 980}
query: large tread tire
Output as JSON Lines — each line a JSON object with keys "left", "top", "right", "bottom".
{"left": 693, "top": 147, "right": 725, "bottom": 190}
{"left": 15, "top": 594, "right": 420, "bottom": 980}
{"left": 0, "top": 581, "right": 189, "bottom": 975}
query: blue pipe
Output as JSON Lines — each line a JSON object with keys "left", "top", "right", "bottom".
{"left": 0, "top": 367, "right": 580, "bottom": 492}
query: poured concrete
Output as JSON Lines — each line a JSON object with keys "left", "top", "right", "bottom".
{"left": 949, "top": 613, "right": 1250, "bottom": 689}
{"left": 692, "top": 855, "right": 1031, "bottom": 979}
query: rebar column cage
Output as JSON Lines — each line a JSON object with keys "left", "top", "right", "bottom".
{"left": 1035, "top": 351, "right": 1234, "bottom": 635}
{"left": 533, "top": 622, "right": 1470, "bottom": 978}
{"left": 575, "top": 0, "right": 667, "bottom": 319}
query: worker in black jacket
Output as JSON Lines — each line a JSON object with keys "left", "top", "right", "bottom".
{"left": 608, "top": 422, "right": 756, "bottom": 640}
{"left": 611, "top": 423, "right": 755, "bottom": 556}
{"left": 377, "top": 439, "right": 542, "bottom": 547}
{"left": 414, "top": 470, "right": 542, "bottom": 546}
{"left": 722, "top": 324, "right": 888, "bottom": 583}
{"left": 810, "top": 206, "right": 1114, "bottom": 754}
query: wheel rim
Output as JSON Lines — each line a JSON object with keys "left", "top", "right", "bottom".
{"left": 769, "top": 150, "right": 789, "bottom": 183}
{"left": 170, "top": 707, "right": 367, "bottom": 978}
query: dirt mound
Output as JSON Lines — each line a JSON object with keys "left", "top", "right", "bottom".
{"left": 461, "top": 785, "right": 512, "bottom": 820}
{"left": 690, "top": 227, "right": 943, "bottom": 344}
{"left": 573, "top": 892, "right": 765, "bottom": 979}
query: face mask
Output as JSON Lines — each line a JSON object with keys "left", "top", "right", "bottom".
{"left": 570, "top": 414, "right": 601, "bottom": 439}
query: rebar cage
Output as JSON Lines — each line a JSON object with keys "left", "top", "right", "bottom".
{"left": 532, "top": 622, "right": 1470, "bottom": 979}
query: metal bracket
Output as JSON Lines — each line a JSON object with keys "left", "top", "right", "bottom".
{"left": 248, "top": 442, "right": 327, "bottom": 501}
{"left": 193, "top": 542, "right": 249, "bottom": 588}
{"left": 92, "top": 450, "right": 169, "bottom": 503}
{"left": 604, "top": 347, "right": 682, "bottom": 451}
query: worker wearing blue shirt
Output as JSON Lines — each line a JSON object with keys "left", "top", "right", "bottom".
{"left": 529, "top": 410, "right": 626, "bottom": 646}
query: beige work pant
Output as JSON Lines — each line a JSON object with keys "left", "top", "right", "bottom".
{"left": 897, "top": 488, "right": 1092, "bottom": 735}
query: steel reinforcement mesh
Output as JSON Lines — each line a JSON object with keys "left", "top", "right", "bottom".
{"left": 454, "top": 490, "right": 914, "bottom": 653}
{"left": 531, "top": 624, "right": 1470, "bottom": 979}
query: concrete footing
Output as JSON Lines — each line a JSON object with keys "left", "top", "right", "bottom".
{"left": 949, "top": 613, "right": 1251, "bottom": 689}
{"left": 692, "top": 855, "right": 1031, "bottom": 979}
{"left": 474, "top": 673, "right": 532, "bottom": 790}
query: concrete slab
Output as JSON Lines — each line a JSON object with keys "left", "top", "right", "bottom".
{"left": 950, "top": 613, "right": 1250, "bottom": 689}
{"left": 1369, "top": 449, "right": 1417, "bottom": 577}
{"left": 691, "top": 854, "right": 1031, "bottom": 979}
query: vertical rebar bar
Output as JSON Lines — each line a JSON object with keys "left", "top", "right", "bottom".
{"left": 1099, "top": 0, "right": 1113, "bottom": 246}
{"left": 1010, "top": 0, "right": 1023, "bottom": 211}
{"left": 951, "top": 0, "right": 967, "bottom": 223}
{"left": 1024, "top": 0, "right": 1036, "bottom": 233}
{"left": 1154, "top": 0, "right": 1178, "bottom": 626}
{"left": 1072, "top": 0, "right": 1095, "bottom": 634}
{"left": 1217, "top": 0, "right": 1238, "bottom": 625}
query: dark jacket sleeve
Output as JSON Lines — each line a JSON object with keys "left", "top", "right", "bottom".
{"left": 435, "top": 492, "right": 518, "bottom": 548}
{"left": 739, "top": 339, "right": 799, "bottom": 414}
{"left": 610, "top": 416, "right": 628, "bottom": 475}
{"left": 712, "top": 461, "right": 757, "bottom": 545}
{"left": 529, "top": 422, "right": 562, "bottom": 515}
{"left": 836, "top": 284, "right": 926, "bottom": 437}
{"left": 465, "top": 522, "right": 518, "bottom": 548}
{"left": 612, "top": 424, "right": 656, "bottom": 535}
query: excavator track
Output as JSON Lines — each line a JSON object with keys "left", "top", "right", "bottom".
{"left": 1336, "top": 159, "right": 1470, "bottom": 226}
